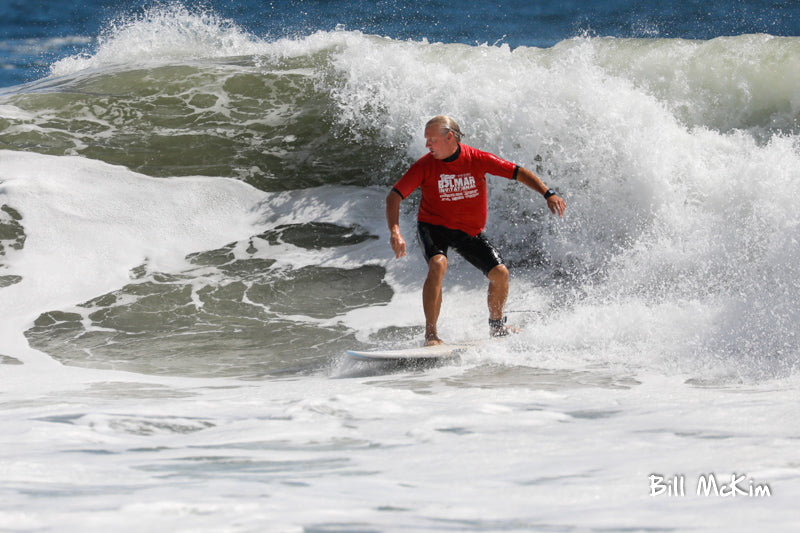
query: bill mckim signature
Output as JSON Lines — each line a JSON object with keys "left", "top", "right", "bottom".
{"left": 649, "top": 473, "right": 772, "bottom": 497}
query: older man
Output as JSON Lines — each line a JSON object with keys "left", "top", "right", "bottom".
{"left": 386, "top": 115, "right": 566, "bottom": 345}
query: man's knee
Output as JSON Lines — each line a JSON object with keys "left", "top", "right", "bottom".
{"left": 487, "top": 264, "right": 508, "bottom": 283}
{"left": 427, "top": 254, "right": 447, "bottom": 278}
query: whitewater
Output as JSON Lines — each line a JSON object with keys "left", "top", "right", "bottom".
{"left": 2, "top": 5, "right": 800, "bottom": 532}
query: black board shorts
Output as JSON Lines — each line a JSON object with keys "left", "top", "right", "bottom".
{"left": 416, "top": 221, "right": 504, "bottom": 276}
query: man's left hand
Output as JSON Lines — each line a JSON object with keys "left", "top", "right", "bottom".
{"left": 547, "top": 195, "right": 566, "bottom": 217}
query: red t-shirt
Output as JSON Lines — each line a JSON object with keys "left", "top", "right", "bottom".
{"left": 392, "top": 144, "right": 518, "bottom": 236}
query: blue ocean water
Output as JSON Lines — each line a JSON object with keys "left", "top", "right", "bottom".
{"left": 2, "top": 0, "right": 800, "bottom": 88}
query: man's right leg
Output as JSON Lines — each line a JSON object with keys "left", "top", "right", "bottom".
{"left": 423, "top": 254, "right": 447, "bottom": 345}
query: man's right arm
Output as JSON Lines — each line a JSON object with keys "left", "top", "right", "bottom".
{"left": 386, "top": 189, "right": 407, "bottom": 258}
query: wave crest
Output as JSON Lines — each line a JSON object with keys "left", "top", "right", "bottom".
{"left": 50, "top": 4, "right": 265, "bottom": 77}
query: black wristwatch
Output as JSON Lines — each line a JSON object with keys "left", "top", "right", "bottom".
{"left": 544, "top": 189, "right": 557, "bottom": 199}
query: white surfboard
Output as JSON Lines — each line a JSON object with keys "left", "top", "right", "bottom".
{"left": 346, "top": 342, "right": 476, "bottom": 361}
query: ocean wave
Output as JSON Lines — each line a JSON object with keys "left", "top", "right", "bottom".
{"left": 585, "top": 33, "right": 800, "bottom": 136}
{"left": 2, "top": 26, "right": 797, "bottom": 184}
{"left": 48, "top": 4, "right": 265, "bottom": 76}
{"left": 3, "top": 6, "right": 800, "bottom": 379}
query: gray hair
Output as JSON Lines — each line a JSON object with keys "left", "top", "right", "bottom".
{"left": 426, "top": 115, "right": 463, "bottom": 143}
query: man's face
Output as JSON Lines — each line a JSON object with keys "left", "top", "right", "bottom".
{"left": 424, "top": 125, "right": 458, "bottom": 160}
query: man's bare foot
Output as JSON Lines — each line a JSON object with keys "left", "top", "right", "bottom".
{"left": 425, "top": 334, "right": 443, "bottom": 346}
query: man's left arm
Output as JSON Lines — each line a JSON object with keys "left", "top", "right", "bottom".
{"left": 515, "top": 166, "right": 566, "bottom": 217}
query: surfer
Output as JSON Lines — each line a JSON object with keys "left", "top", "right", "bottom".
{"left": 386, "top": 115, "right": 566, "bottom": 345}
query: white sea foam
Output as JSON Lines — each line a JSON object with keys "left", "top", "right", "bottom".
{"left": 49, "top": 4, "right": 265, "bottom": 77}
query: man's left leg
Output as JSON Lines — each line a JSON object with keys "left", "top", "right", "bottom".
{"left": 487, "top": 264, "right": 509, "bottom": 321}
{"left": 453, "top": 231, "right": 514, "bottom": 336}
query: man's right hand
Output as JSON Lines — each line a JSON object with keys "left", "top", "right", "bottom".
{"left": 386, "top": 190, "right": 407, "bottom": 258}
{"left": 390, "top": 229, "right": 407, "bottom": 258}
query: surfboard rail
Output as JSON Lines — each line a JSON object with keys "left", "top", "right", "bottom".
{"left": 346, "top": 341, "right": 477, "bottom": 361}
